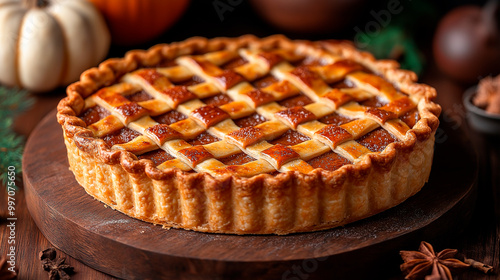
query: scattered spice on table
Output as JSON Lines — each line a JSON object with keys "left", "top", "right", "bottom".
{"left": 39, "top": 248, "right": 74, "bottom": 280}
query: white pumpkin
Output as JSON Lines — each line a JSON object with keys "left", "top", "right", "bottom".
{"left": 0, "top": 0, "right": 110, "bottom": 92}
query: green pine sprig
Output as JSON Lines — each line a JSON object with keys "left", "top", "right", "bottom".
{"left": 0, "top": 86, "right": 34, "bottom": 186}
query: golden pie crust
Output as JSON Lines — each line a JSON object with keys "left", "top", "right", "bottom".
{"left": 57, "top": 35, "right": 441, "bottom": 235}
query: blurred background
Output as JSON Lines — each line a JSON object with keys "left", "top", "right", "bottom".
{"left": 6, "top": 0, "right": 498, "bottom": 136}
{"left": 112, "top": 0, "right": 498, "bottom": 84}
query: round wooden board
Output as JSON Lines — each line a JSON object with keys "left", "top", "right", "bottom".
{"left": 24, "top": 110, "right": 478, "bottom": 280}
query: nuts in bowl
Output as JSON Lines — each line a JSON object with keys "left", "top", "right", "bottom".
{"left": 464, "top": 75, "right": 500, "bottom": 135}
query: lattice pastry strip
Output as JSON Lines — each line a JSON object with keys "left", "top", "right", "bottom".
{"left": 346, "top": 71, "right": 404, "bottom": 102}
{"left": 157, "top": 158, "right": 192, "bottom": 171}
{"left": 232, "top": 49, "right": 286, "bottom": 81}
{"left": 113, "top": 136, "right": 158, "bottom": 155}
{"left": 294, "top": 120, "right": 372, "bottom": 162}
{"left": 156, "top": 65, "right": 194, "bottom": 82}
{"left": 87, "top": 115, "right": 124, "bottom": 137}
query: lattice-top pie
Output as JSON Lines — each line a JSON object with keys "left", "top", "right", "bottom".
{"left": 57, "top": 35, "right": 441, "bottom": 234}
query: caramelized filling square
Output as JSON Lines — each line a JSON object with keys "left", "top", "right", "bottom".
{"left": 219, "top": 152, "right": 256, "bottom": 165}
{"left": 80, "top": 105, "right": 110, "bottom": 126}
{"left": 144, "top": 124, "right": 182, "bottom": 145}
{"left": 357, "top": 128, "right": 398, "bottom": 152}
{"left": 275, "top": 106, "right": 316, "bottom": 129}
{"left": 318, "top": 113, "right": 353, "bottom": 126}
{"left": 138, "top": 149, "right": 175, "bottom": 166}
{"left": 290, "top": 66, "right": 321, "bottom": 88}
{"left": 191, "top": 105, "right": 230, "bottom": 128}
{"left": 155, "top": 60, "right": 178, "bottom": 68}
{"left": 258, "top": 52, "right": 284, "bottom": 68}
{"left": 400, "top": 109, "right": 419, "bottom": 128}
{"left": 214, "top": 70, "right": 244, "bottom": 90}
{"left": 307, "top": 151, "right": 350, "bottom": 171}
{"left": 178, "top": 146, "right": 214, "bottom": 167}
{"left": 253, "top": 75, "right": 279, "bottom": 88}
{"left": 244, "top": 89, "right": 275, "bottom": 107}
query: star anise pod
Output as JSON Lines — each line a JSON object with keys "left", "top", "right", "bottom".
{"left": 0, "top": 257, "right": 17, "bottom": 280}
{"left": 39, "top": 248, "right": 74, "bottom": 280}
{"left": 400, "top": 241, "right": 470, "bottom": 280}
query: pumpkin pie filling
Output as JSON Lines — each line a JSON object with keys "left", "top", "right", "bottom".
{"left": 61, "top": 36, "right": 440, "bottom": 234}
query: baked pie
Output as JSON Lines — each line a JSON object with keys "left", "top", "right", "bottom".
{"left": 57, "top": 35, "right": 441, "bottom": 234}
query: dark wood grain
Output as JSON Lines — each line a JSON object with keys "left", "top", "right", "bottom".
{"left": 0, "top": 188, "right": 118, "bottom": 280}
{"left": 20, "top": 109, "right": 477, "bottom": 280}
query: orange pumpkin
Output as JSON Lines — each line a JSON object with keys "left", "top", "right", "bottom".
{"left": 88, "top": 0, "right": 190, "bottom": 45}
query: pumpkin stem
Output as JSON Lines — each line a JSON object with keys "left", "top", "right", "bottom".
{"left": 22, "top": 0, "right": 49, "bottom": 9}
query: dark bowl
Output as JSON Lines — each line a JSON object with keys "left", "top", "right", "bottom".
{"left": 249, "top": 0, "right": 367, "bottom": 34}
{"left": 463, "top": 86, "right": 500, "bottom": 135}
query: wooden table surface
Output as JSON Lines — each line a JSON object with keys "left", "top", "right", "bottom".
{"left": 1, "top": 1, "right": 499, "bottom": 279}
